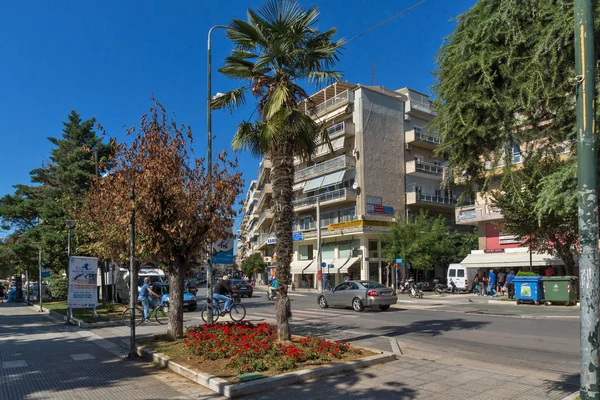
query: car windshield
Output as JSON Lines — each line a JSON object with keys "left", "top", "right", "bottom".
{"left": 138, "top": 276, "right": 163, "bottom": 287}
{"left": 359, "top": 281, "right": 386, "bottom": 289}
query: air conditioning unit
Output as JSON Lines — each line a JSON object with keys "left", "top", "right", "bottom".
{"left": 404, "top": 114, "right": 411, "bottom": 121}
{"left": 405, "top": 143, "right": 412, "bottom": 151}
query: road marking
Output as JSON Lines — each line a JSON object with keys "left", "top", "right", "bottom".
{"left": 288, "top": 293, "right": 307, "bottom": 297}
{"left": 70, "top": 353, "right": 95, "bottom": 361}
{"left": 2, "top": 360, "right": 27, "bottom": 368}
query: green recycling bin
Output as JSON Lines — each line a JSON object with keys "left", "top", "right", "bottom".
{"left": 541, "top": 276, "right": 578, "bottom": 306}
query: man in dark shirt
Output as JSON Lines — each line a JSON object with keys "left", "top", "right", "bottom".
{"left": 213, "top": 275, "right": 233, "bottom": 314}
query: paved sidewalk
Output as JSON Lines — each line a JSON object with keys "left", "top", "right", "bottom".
{"left": 1, "top": 302, "right": 579, "bottom": 399}
{"left": 0, "top": 302, "right": 217, "bottom": 400}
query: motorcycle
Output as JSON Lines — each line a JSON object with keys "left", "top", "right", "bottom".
{"left": 396, "top": 279, "right": 412, "bottom": 295}
{"left": 409, "top": 281, "right": 424, "bottom": 299}
{"left": 434, "top": 280, "right": 459, "bottom": 295}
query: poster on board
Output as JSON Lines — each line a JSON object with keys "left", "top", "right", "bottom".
{"left": 67, "top": 256, "right": 98, "bottom": 309}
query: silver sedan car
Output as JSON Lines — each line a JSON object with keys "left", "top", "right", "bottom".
{"left": 318, "top": 280, "right": 398, "bottom": 312}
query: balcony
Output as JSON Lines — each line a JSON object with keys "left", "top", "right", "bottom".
{"left": 404, "top": 90, "right": 436, "bottom": 118}
{"left": 455, "top": 202, "right": 503, "bottom": 225}
{"left": 406, "top": 191, "right": 457, "bottom": 209}
{"left": 292, "top": 188, "right": 356, "bottom": 211}
{"left": 310, "top": 90, "right": 351, "bottom": 117}
{"left": 405, "top": 160, "right": 443, "bottom": 180}
{"left": 294, "top": 155, "right": 355, "bottom": 183}
{"left": 257, "top": 210, "right": 274, "bottom": 229}
{"left": 405, "top": 127, "right": 441, "bottom": 150}
{"left": 326, "top": 121, "right": 355, "bottom": 139}
{"left": 257, "top": 158, "right": 272, "bottom": 184}
{"left": 294, "top": 136, "right": 346, "bottom": 165}
{"left": 256, "top": 183, "right": 272, "bottom": 210}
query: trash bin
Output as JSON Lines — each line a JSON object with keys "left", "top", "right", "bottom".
{"left": 541, "top": 276, "right": 578, "bottom": 306}
{"left": 514, "top": 275, "right": 544, "bottom": 305}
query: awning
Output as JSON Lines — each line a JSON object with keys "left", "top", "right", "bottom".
{"left": 313, "top": 105, "right": 351, "bottom": 124}
{"left": 320, "top": 170, "right": 346, "bottom": 189}
{"left": 337, "top": 257, "right": 360, "bottom": 273}
{"left": 303, "top": 176, "right": 324, "bottom": 192}
{"left": 292, "top": 182, "right": 305, "bottom": 191}
{"left": 290, "top": 260, "right": 314, "bottom": 274}
{"left": 460, "top": 251, "right": 563, "bottom": 268}
{"left": 343, "top": 169, "right": 356, "bottom": 181}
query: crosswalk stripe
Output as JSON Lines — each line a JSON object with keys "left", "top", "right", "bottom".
{"left": 246, "top": 310, "right": 358, "bottom": 320}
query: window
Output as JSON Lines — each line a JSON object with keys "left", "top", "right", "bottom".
{"left": 339, "top": 207, "right": 356, "bottom": 223}
{"left": 512, "top": 143, "right": 522, "bottom": 163}
{"left": 299, "top": 217, "right": 312, "bottom": 230}
{"left": 299, "top": 245, "right": 313, "bottom": 261}
{"left": 322, "top": 243, "right": 335, "bottom": 259}
{"left": 368, "top": 240, "right": 379, "bottom": 258}
{"left": 360, "top": 281, "right": 386, "bottom": 289}
{"left": 457, "top": 270, "right": 465, "bottom": 278}
{"left": 449, "top": 269, "right": 456, "bottom": 277}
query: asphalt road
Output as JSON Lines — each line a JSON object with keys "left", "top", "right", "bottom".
{"left": 188, "top": 286, "right": 580, "bottom": 385}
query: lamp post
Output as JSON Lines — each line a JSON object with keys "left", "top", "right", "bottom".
{"left": 65, "top": 219, "right": 75, "bottom": 323}
{"left": 206, "top": 24, "right": 228, "bottom": 324}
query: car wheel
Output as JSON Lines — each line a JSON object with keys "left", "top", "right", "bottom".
{"left": 352, "top": 298, "right": 365, "bottom": 312}
{"left": 187, "top": 305, "right": 197, "bottom": 312}
{"left": 379, "top": 305, "right": 390, "bottom": 311}
{"left": 318, "top": 296, "right": 328, "bottom": 309}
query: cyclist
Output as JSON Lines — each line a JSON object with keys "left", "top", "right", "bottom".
{"left": 213, "top": 274, "right": 233, "bottom": 316}
{"left": 138, "top": 277, "right": 160, "bottom": 322}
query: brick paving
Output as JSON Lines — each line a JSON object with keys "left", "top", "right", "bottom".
{"left": 1, "top": 302, "right": 579, "bottom": 399}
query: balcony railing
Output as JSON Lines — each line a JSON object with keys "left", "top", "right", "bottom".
{"left": 292, "top": 188, "right": 348, "bottom": 208}
{"left": 294, "top": 155, "right": 350, "bottom": 181}
{"left": 312, "top": 90, "right": 349, "bottom": 115}
{"left": 410, "top": 160, "right": 444, "bottom": 175}
{"left": 414, "top": 127, "right": 441, "bottom": 145}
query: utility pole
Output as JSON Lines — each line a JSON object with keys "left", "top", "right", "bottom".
{"left": 316, "top": 197, "right": 322, "bottom": 291}
{"left": 127, "top": 186, "right": 138, "bottom": 359}
{"left": 94, "top": 150, "right": 106, "bottom": 306}
{"left": 206, "top": 25, "right": 228, "bottom": 324}
{"left": 575, "top": 1, "right": 599, "bottom": 398}
{"left": 38, "top": 244, "right": 43, "bottom": 312}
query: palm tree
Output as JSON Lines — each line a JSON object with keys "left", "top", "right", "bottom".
{"left": 213, "top": 0, "right": 343, "bottom": 341}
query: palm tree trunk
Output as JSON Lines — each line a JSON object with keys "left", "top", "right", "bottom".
{"left": 167, "top": 262, "right": 186, "bottom": 339}
{"left": 271, "top": 143, "right": 294, "bottom": 341}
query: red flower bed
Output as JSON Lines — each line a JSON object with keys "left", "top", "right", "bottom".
{"left": 183, "top": 321, "right": 362, "bottom": 374}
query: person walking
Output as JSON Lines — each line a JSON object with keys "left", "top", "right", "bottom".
{"left": 479, "top": 273, "right": 487, "bottom": 296}
{"left": 473, "top": 275, "right": 479, "bottom": 296}
{"left": 497, "top": 269, "right": 506, "bottom": 296}
{"left": 488, "top": 269, "right": 497, "bottom": 297}
{"left": 506, "top": 270, "right": 516, "bottom": 299}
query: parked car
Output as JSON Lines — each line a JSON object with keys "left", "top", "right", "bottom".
{"left": 230, "top": 279, "right": 253, "bottom": 298}
{"left": 160, "top": 282, "right": 197, "bottom": 312}
{"left": 198, "top": 276, "right": 207, "bottom": 285}
{"left": 185, "top": 279, "right": 198, "bottom": 295}
{"left": 318, "top": 280, "right": 397, "bottom": 312}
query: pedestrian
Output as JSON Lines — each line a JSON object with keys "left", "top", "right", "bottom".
{"left": 488, "top": 269, "right": 497, "bottom": 297}
{"left": 473, "top": 275, "right": 479, "bottom": 296}
{"left": 506, "top": 270, "right": 516, "bottom": 299}
{"left": 479, "top": 273, "right": 487, "bottom": 296}
{"left": 0, "top": 283, "right": 4, "bottom": 303}
{"left": 545, "top": 267, "right": 554, "bottom": 277}
{"left": 344, "top": 275, "right": 350, "bottom": 282}
{"left": 497, "top": 269, "right": 506, "bottom": 296}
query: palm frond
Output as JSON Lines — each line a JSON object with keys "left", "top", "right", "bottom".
{"left": 262, "top": 85, "right": 290, "bottom": 120}
{"left": 219, "top": 55, "right": 257, "bottom": 80}
{"left": 210, "top": 87, "right": 248, "bottom": 112}
{"left": 231, "top": 121, "right": 264, "bottom": 158}
{"left": 227, "top": 18, "right": 266, "bottom": 50}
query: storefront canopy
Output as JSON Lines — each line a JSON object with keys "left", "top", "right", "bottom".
{"left": 336, "top": 257, "right": 360, "bottom": 273}
{"left": 290, "top": 260, "right": 314, "bottom": 275}
{"left": 460, "top": 250, "right": 563, "bottom": 269}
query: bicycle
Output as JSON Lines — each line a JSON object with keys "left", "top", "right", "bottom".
{"left": 201, "top": 294, "right": 246, "bottom": 323}
{"left": 122, "top": 297, "right": 169, "bottom": 327}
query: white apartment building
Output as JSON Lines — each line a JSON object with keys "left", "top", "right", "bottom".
{"left": 238, "top": 82, "right": 465, "bottom": 288}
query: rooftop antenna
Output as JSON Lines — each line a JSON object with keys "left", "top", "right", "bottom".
{"left": 371, "top": 61, "right": 375, "bottom": 85}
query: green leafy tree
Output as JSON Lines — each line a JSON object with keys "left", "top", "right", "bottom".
{"left": 241, "top": 253, "right": 267, "bottom": 279}
{"left": 383, "top": 211, "right": 477, "bottom": 274}
{"left": 213, "top": 0, "right": 343, "bottom": 341}
{"left": 0, "top": 111, "right": 112, "bottom": 273}
{"left": 431, "top": 0, "right": 597, "bottom": 270}
{"left": 491, "top": 158, "right": 577, "bottom": 274}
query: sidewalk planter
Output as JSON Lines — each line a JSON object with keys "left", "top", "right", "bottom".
{"left": 541, "top": 276, "right": 578, "bottom": 306}
{"left": 514, "top": 276, "right": 544, "bottom": 305}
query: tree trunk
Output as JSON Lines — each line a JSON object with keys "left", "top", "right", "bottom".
{"left": 167, "top": 263, "right": 186, "bottom": 339}
{"left": 271, "top": 144, "right": 294, "bottom": 341}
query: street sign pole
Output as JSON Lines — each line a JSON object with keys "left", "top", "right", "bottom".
{"left": 38, "top": 246, "right": 43, "bottom": 312}
{"left": 575, "top": 0, "right": 599, "bottom": 398}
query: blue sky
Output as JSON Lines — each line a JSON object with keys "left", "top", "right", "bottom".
{"left": 0, "top": 0, "right": 476, "bottom": 234}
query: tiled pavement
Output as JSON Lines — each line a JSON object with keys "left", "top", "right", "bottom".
{"left": 1, "top": 302, "right": 579, "bottom": 399}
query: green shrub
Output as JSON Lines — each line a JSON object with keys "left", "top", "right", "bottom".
{"left": 47, "top": 277, "right": 68, "bottom": 299}
{"left": 516, "top": 271, "right": 539, "bottom": 276}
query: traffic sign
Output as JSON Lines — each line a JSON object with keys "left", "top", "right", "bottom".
{"left": 395, "top": 258, "right": 403, "bottom": 264}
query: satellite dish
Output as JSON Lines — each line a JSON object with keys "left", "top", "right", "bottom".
{"left": 352, "top": 182, "right": 359, "bottom": 190}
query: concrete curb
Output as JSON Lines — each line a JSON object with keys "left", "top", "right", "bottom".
{"left": 28, "top": 302, "right": 125, "bottom": 329}
{"left": 119, "top": 340, "right": 396, "bottom": 398}
{"left": 561, "top": 390, "right": 580, "bottom": 400}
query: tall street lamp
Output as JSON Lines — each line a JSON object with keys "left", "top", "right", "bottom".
{"left": 206, "top": 24, "right": 228, "bottom": 324}
{"left": 65, "top": 219, "right": 75, "bottom": 323}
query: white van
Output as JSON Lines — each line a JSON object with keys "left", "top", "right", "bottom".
{"left": 116, "top": 267, "right": 165, "bottom": 303}
{"left": 447, "top": 264, "right": 477, "bottom": 291}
